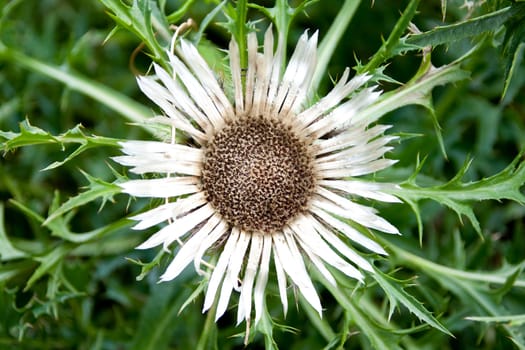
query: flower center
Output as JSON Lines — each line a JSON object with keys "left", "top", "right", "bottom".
{"left": 201, "top": 117, "right": 316, "bottom": 234}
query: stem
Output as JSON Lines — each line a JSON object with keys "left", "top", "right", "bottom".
{"left": 362, "top": 0, "right": 421, "bottom": 72}
{"left": 196, "top": 296, "right": 218, "bottom": 350}
{"left": 236, "top": 0, "right": 248, "bottom": 69}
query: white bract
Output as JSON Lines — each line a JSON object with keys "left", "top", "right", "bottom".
{"left": 114, "top": 26, "right": 401, "bottom": 325}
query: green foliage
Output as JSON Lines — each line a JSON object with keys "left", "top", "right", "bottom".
{"left": 0, "top": 0, "right": 524, "bottom": 349}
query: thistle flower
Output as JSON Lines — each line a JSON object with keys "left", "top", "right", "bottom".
{"left": 114, "top": 26, "right": 401, "bottom": 325}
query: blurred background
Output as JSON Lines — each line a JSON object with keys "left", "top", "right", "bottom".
{"left": 1, "top": 0, "right": 524, "bottom": 349}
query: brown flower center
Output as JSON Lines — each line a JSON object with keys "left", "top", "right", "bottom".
{"left": 201, "top": 117, "right": 316, "bottom": 234}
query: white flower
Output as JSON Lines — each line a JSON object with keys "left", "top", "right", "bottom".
{"left": 114, "top": 26, "right": 401, "bottom": 325}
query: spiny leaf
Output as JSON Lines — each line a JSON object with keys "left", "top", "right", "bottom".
{"left": 98, "top": 0, "right": 170, "bottom": 63}
{"left": 357, "top": 60, "right": 470, "bottom": 126}
{"left": 372, "top": 268, "right": 452, "bottom": 336}
{"left": 24, "top": 244, "right": 70, "bottom": 291}
{"left": 43, "top": 170, "right": 121, "bottom": 226}
{"left": 390, "top": 152, "right": 525, "bottom": 235}
{"left": 0, "top": 120, "right": 61, "bottom": 151}
{"left": 403, "top": 3, "right": 525, "bottom": 50}
{"left": 361, "top": 0, "right": 421, "bottom": 72}
{"left": 1, "top": 121, "right": 120, "bottom": 169}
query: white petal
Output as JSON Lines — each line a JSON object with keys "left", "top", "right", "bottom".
{"left": 314, "top": 187, "right": 399, "bottom": 234}
{"left": 153, "top": 63, "right": 211, "bottom": 133}
{"left": 319, "top": 180, "right": 401, "bottom": 203}
{"left": 237, "top": 233, "right": 263, "bottom": 324}
{"left": 316, "top": 135, "right": 398, "bottom": 167}
{"left": 244, "top": 32, "right": 258, "bottom": 114}
{"left": 226, "top": 231, "right": 251, "bottom": 291}
{"left": 254, "top": 234, "right": 272, "bottom": 324}
{"left": 272, "top": 31, "right": 317, "bottom": 118}
{"left": 193, "top": 219, "right": 229, "bottom": 274}
{"left": 229, "top": 39, "right": 244, "bottom": 114}
{"left": 119, "top": 140, "right": 202, "bottom": 161}
{"left": 290, "top": 217, "right": 364, "bottom": 281}
{"left": 280, "top": 31, "right": 318, "bottom": 116}
{"left": 113, "top": 156, "right": 201, "bottom": 175}
{"left": 136, "top": 203, "right": 213, "bottom": 250}
{"left": 295, "top": 71, "right": 371, "bottom": 128}
{"left": 315, "top": 124, "right": 392, "bottom": 156}
{"left": 159, "top": 214, "right": 222, "bottom": 281}
{"left": 119, "top": 177, "right": 200, "bottom": 197}
{"left": 203, "top": 228, "right": 240, "bottom": 313}
{"left": 312, "top": 208, "right": 387, "bottom": 255}
{"left": 309, "top": 216, "right": 374, "bottom": 273}
{"left": 180, "top": 40, "right": 234, "bottom": 118}
{"left": 320, "top": 158, "right": 398, "bottom": 178}
{"left": 252, "top": 27, "right": 274, "bottom": 117}
{"left": 130, "top": 202, "right": 178, "bottom": 230}
{"left": 215, "top": 229, "right": 250, "bottom": 320}
{"left": 273, "top": 244, "right": 288, "bottom": 315}
{"left": 273, "top": 231, "right": 322, "bottom": 316}
{"left": 305, "top": 88, "right": 381, "bottom": 138}
{"left": 168, "top": 51, "right": 225, "bottom": 129}
{"left": 263, "top": 29, "right": 284, "bottom": 117}
{"left": 137, "top": 72, "right": 208, "bottom": 140}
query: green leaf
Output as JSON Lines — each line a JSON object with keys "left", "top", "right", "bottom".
{"left": 372, "top": 268, "right": 452, "bottom": 336}
{"left": 98, "top": 0, "right": 170, "bottom": 63}
{"left": 43, "top": 170, "right": 121, "bottom": 226}
{"left": 0, "top": 119, "right": 59, "bottom": 150}
{"left": 0, "top": 47, "right": 159, "bottom": 136}
{"left": 357, "top": 60, "right": 470, "bottom": 126}
{"left": 24, "top": 244, "right": 70, "bottom": 291}
{"left": 130, "top": 282, "right": 183, "bottom": 350}
{"left": 404, "top": 4, "right": 525, "bottom": 49}
{"left": 318, "top": 273, "right": 402, "bottom": 350}
{"left": 0, "top": 203, "right": 28, "bottom": 261}
{"left": 465, "top": 314, "right": 525, "bottom": 326}
{"left": 361, "top": 0, "right": 421, "bottom": 72}
{"left": 501, "top": 13, "right": 525, "bottom": 101}
{"left": 390, "top": 153, "right": 525, "bottom": 234}
{"left": 1, "top": 121, "right": 120, "bottom": 169}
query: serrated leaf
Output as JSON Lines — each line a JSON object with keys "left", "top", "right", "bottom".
{"left": 372, "top": 269, "right": 452, "bottom": 336}
{"left": 390, "top": 152, "right": 525, "bottom": 235}
{"left": 98, "top": 0, "right": 169, "bottom": 63}
{"left": 127, "top": 249, "right": 165, "bottom": 281}
{"left": 0, "top": 120, "right": 60, "bottom": 151}
{"left": 362, "top": 0, "right": 421, "bottom": 72}
{"left": 43, "top": 170, "right": 121, "bottom": 226}
{"left": 318, "top": 271, "right": 402, "bottom": 350}
{"left": 24, "top": 244, "right": 70, "bottom": 291}
{"left": 404, "top": 4, "right": 525, "bottom": 49}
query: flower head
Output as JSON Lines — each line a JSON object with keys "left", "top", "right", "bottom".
{"left": 114, "top": 26, "right": 400, "bottom": 325}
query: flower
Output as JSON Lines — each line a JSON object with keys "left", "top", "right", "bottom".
{"left": 114, "top": 26, "right": 401, "bottom": 325}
